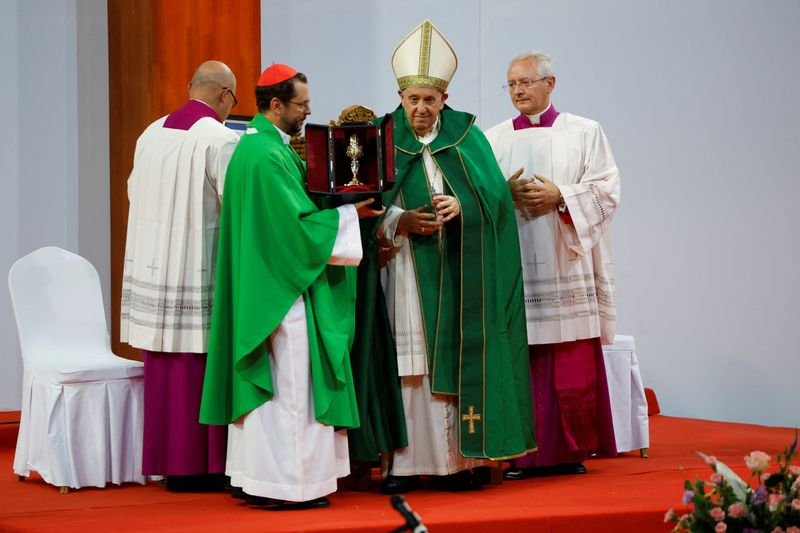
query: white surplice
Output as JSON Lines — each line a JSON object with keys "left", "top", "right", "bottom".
{"left": 225, "top": 126, "right": 363, "bottom": 502}
{"left": 380, "top": 122, "right": 492, "bottom": 476}
{"left": 121, "top": 116, "right": 239, "bottom": 352}
{"left": 485, "top": 112, "right": 620, "bottom": 345}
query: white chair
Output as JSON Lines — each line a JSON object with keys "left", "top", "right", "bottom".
{"left": 601, "top": 335, "right": 650, "bottom": 456}
{"left": 8, "top": 246, "right": 145, "bottom": 491}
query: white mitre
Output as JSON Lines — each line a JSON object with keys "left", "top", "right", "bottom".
{"left": 392, "top": 19, "right": 458, "bottom": 92}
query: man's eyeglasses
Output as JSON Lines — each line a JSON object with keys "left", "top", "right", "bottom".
{"left": 502, "top": 77, "right": 549, "bottom": 91}
{"left": 222, "top": 87, "right": 238, "bottom": 107}
{"left": 287, "top": 99, "right": 311, "bottom": 111}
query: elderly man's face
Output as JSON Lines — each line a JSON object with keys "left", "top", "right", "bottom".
{"left": 507, "top": 58, "right": 555, "bottom": 116}
{"left": 399, "top": 87, "right": 447, "bottom": 137}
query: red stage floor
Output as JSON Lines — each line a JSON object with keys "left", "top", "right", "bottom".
{"left": 0, "top": 415, "right": 795, "bottom": 532}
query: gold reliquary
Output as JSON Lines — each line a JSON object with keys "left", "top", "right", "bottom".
{"left": 305, "top": 106, "right": 395, "bottom": 206}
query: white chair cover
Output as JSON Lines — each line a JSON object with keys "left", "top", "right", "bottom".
{"left": 601, "top": 335, "right": 650, "bottom": 453}
{"left": 8, "top": 246, "right": 145, "bottom": 489}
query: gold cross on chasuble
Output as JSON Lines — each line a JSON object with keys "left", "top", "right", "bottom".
{"left": 462, "top": 405, "right": 481, "bottom": 434}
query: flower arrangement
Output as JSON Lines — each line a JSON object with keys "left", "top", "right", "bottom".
{"left": 665, "top": 431, "right": 799, "bottom": 533}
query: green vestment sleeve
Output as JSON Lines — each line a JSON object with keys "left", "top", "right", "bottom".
{"left": 199, "top": 114, "right": 359, "bottom": 428}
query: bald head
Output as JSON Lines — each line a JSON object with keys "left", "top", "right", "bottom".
{"left": 188, "top": 60, "right": 237, "bottom": 121}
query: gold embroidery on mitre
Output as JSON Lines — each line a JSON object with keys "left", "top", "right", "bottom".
{"left": 418, "top": 21, "right": 432, "bottom": 76}
{"left": 397, "top": 76, "right": 449, "bottom": 92}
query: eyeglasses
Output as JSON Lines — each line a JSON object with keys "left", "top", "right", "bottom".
{"left": 287, "top": 99, "right": 311, "bottom": 111}
{"left": 222, "top": 87, "right": 238, "bottom": 107}
{"left": 502, "top": 77, "right": 550, "bottom": 91}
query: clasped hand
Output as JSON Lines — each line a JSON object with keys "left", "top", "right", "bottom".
{"left": 508, "top": 168, "right": 560, "bottom": 218}
{"left": 397, "top": 195, "right": 460, "bottom": 236}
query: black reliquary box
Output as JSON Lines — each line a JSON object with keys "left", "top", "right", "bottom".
{"left": 305, "top": 115, "right": 395, "bottom": 206}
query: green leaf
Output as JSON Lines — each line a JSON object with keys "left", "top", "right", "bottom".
{"left": 764, "top": 473, "right": 784, "bottom": 488}
{"left": 697, "top": 451, "right": 751, "bottom": 502}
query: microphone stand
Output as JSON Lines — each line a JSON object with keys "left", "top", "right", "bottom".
{"left": 389, "top": 494, "right": 428, "bottom": 533}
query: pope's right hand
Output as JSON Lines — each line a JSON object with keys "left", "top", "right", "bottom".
{"left": 396, "top": 205, "right": 442, "bottom": 236}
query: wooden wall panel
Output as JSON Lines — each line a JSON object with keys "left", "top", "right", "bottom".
{"left": 108, "top": 0, "right": 260, "bottom": 359}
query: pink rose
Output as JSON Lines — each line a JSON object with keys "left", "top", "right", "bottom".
{"left": 768, "top": 493, "right": 785, "bottom": 512}
{"left": 790, "top": 465, "right": 800, "bottom": 476}
{"left": 715, "top": 523, "right": 727, "bottom": 533}
{"left": 792, "top": 499, "right": 800, "bottom": 511}
{"left": 709, "top": 507, "right": 725, "bottom": 521}
{"left": 664, "top": 508, "right": 675, "bottom": 523}
{"left": 787, "top": 527, "right": 800, "bottom": 533}
{"left": 744, "top": 451, "right": 771, "bottom": 472}
{"left": 770, "top": 528, "right": 784, "bottom": 533}
{"left": 710, "top": 472, "right": 723, "bottom": 484}
{"left": 727, "top": 502, "right": 747, "bottom": 518}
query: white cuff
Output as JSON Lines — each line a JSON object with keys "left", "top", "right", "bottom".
{"left": 329, "top": 204, "right": 363, "bottom": 266}
{"left": 382, "top": 205, "right": 406, "bottom": 247}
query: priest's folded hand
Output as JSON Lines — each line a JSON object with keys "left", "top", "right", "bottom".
{"left": 507, "top": 168, "right": 528, "bottom": 205}
{"left": 520, "top": 174, "right": 561, "bottom": 217}
{"left": 508, "top": 167, "right": 545, "bottom": 213}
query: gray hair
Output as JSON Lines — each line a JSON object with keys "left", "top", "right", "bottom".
{"left": 509, "top": 51, "right": 554, "bottom": 78}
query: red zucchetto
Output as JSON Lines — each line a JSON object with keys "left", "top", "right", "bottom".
{"left": 257, "top": 63, "right": 298, "bottom": 87}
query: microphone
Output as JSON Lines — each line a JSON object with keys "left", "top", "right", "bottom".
{"left": 390, "top": 494, "right": 428, "bottom": 533}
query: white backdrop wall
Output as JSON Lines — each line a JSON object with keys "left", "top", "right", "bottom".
{"left": 0, "top": 0, "right": 109, "bottom": 410}
{"left": 262, "top": 0, "right": 800, "bottom": 427}
{"left": 1, "top": 1, "right": 796, "bottom": 428}
{"left": 0, "top": 0, "right": 22, "bottom": 412}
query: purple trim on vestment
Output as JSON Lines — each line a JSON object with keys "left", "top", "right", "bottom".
{"left": 163, "top": 99, "right": 219, "bottom": 131}
{"left": 511, "top": 338, "right": 616, "bottom": 468}
{"left": 512, "top": 104, "right": 560, "bottom": 130}
{"left": 142, "top": 351, "right": 227, "bottom": 475}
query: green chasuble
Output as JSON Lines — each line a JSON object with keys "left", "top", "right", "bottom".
{"left": 386, "top": 106, "right": 536, "bottom": 459}
{"left": 199, "top": 114, "right": 359, "bottom": 429}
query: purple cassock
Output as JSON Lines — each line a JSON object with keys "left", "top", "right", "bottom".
{"left": 510, "top": 105, "right": 617, "bottom": 469}
{"left": 141, "top": 99, "right": 227, "bottom": 477}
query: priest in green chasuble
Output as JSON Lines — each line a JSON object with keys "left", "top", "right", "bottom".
{"left": 377, "top": 20, "right": 537, "bottom": 494}
{"left": 199, "top": 64, "right": 383, "bottom": 509}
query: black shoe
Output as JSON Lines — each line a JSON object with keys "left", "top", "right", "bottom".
{"left": 230, "top": 486, "right": 246, "bottom": 500}
{"left": 502, "top": 467, "right": 535, "bottom": 481}
{"left": 430, "top": 470, "right": 483, "bottom": 492}
{"left": 379, "top": 475, "right": 420, "bottom": 494}
{"left": 166, "top": 474, "right": 227, "bottom": 492}
{"left": 245, "top": 494, "right": 331, "bottom": 510}
{"left": 552, "top": 462, "right": 587, "bottom": 475}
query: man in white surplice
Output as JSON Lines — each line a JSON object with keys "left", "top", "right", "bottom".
{"left": 121, "top": 61, "right": 239, "bottom": 491}
{"left": 485, "top": 51, "right": 619, "bottom": 478}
